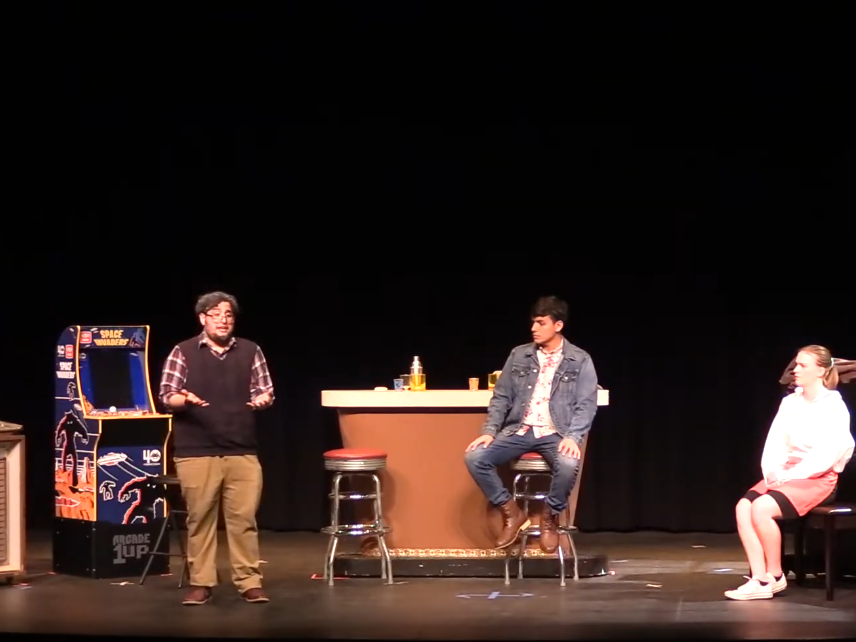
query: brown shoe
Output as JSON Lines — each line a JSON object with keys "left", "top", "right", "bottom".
{"left": 495, "top": 499, "right": 531, "bottom": 548}
{"left": 182, "top": 586, "right": 212, "bottom": 606}
{"left": 539, "top": 505, "right": 559, "bottom": 553}
{"left": 241, "top": 587, "right": 270, "bottom": 603}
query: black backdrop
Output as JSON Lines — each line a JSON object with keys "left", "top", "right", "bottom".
{"left": 4, "top": 271, "right": 855, "bottom": 534}
{"left": 10, "top": 6, "right": 855, "bottom": 534}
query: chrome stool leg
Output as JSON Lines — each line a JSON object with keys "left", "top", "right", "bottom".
{"left": 556, "top": 514, "right": 579, "bottom": 586}
{"left": 324, "top": 473, "right": 343, "bottom": 584}
{"left": 323, "top": 535, "right": 335, "bottom": 581}
{"left": 325, "top": 537, "right": 339, "bottom": 587}
{"left": 372, "top": 473, "right": 393, "bottom": 584}
{"left": 559, "top": 506, "right": 579, "bottom": 583}
{"left": 518, "top": 474, "right": 531, "bottom": 579}
{"left": 567, "top": 530, "right": 579, "bottom": 581}
{"left": 378, "top": 534, "right": 393, "bottom": 585}
{"left": 505, "top": 473, "right": 523, "bottom": 585}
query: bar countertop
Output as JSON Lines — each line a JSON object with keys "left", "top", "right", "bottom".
{"left": 321, "top": 388, "right": 609, "bottom": 408}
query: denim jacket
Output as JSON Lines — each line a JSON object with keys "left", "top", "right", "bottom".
{"left": 481, "top": 338, "right": 598, "bottom": 443}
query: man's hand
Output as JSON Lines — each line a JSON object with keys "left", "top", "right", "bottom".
{"left": 248, "top": 391, "right": 273, "bottom": 410}
{"left": 465, "top": 435, "right": 494, "bottom": 452}
{"left": 180, "top": 389, "right": 209, "bottom": 407}
{"left": 558, "top": 438, "right": 581, "bottom": 459}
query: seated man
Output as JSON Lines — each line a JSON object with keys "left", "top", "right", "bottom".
{"left": 464, "top": 296, "right": 599, "bottom": 553}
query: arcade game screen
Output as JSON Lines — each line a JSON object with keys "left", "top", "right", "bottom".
{"left": 84, "top": 349, "right": 135, "bottom": 410}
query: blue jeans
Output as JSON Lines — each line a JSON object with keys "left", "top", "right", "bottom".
{"left": 464, "top": 430, "right": 580, "bottom": 513}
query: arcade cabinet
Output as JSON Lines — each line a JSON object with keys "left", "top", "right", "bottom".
{"left": 53, "top": 325, "right": 173, "bottom": 579}
{"left": 0, "top": 419, "right": 25, "bottom": 584}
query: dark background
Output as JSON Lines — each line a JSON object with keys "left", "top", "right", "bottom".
{"left": 10, "top": 5, "right": 854, "bottom": 535}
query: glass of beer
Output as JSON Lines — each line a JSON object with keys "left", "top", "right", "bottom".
{"left": 468, "top": 377, "right": 479, "bottom": 391}
{"left": 410, "top": 373, "right": 426, "bottom": 391}
{"left": 487, "top": 370, "right": 501, "bottom": 389}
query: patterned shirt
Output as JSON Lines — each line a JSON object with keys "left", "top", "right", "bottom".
{"left": 158, "top": 334, "right": 275, "bottom": 408}
{"left": 517, "top": 344, "right": 563, "bottom": 438}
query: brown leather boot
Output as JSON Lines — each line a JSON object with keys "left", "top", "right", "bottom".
{"left": 241, "top": 587, "right": 270, "bottom": 603}
{"left": 539, "top": 505, "right": 559, "bottom": 553}
{"left": 495, "top": 499, "right": 530, "bottom": 548}
{"left": 182, "top": 586, "right": 212, "bottom": 606}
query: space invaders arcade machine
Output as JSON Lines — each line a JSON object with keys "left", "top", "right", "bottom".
{"left": 53, "top": 325, "right": 173, "bottom": 579}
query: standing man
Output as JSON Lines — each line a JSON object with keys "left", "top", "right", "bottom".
{"left": 159, "top": 291, "right": 274, "bottom": 606}
{"left": 464, "top": 296, "right": 598, "bottom": 553}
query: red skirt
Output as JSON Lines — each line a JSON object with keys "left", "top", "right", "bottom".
{"left": 747, "top": 470, "right": 838, "bottom": 517}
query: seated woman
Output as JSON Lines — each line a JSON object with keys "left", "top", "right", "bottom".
{"left": 725, "top": 344, "right": 854, "bottom": 601}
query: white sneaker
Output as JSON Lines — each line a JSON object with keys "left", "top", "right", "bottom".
{"left": 767, "top": 572, "right": 787, "bottom": 594}
{"left": 724, "top": 576, "right": 774, "bottom": 601}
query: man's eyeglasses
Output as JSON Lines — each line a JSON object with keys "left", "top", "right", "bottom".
{"left": 205, "top": 311, "right": 234, "bottom": 322}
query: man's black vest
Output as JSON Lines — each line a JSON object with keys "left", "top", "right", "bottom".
{"left": 171, "top": 337, "right": 258, "bottom": 457}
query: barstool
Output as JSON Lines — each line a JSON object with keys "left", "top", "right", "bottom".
{"left": 321, "top": 448, "right": 393, "bottom": 587}
{"left": 504, "top": 452, "right": 579, "bottom": 587}
{"left": 139, "top": 474, "right": 189, "bottom": 588}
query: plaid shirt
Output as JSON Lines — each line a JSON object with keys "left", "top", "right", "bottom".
{"left": 158, "top": 334, "right": 274, "bottom": 408}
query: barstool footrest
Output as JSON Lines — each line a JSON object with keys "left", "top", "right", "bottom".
{"left": 327, "top": 492, "right": 379, "bottom": 501}
{"left": 519, "top": 525, "right": 578, "bottom": 536}
{"left": 516, "top": 492, "right": 548, "bottom": 501}
{"left": 322, "top": 524, "right": 391, "bottom": 537}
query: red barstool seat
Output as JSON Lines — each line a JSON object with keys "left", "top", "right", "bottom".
{"left": 512, "top": 452, "right": 550, "bottom": 472}
{"left": 323, "top": 448, "right": 387, "bottom": 472}
{"left": 324, "top": 448, "right": 388, "bottom": 459}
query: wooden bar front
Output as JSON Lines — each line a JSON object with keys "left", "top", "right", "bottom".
{"left": 321, "top": 389, "right": 609, "bottom": 556}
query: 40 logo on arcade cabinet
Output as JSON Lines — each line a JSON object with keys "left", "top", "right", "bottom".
{"left": 53, "top": 324, "right": 174, "bottom": 579}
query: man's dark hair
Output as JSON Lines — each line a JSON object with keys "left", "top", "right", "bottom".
{"left": 530, "top": 295, "right": 568, "bottom": 324}
{"left": 195, "top": 291, "right": 239, "bottom": 315}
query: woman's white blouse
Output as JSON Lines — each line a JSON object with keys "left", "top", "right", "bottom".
{"left": 761, "top": 387, "right": 854, "bottom": 482}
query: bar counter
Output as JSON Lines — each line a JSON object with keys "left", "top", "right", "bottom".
{"left": 321, "top": 388, "right": 610, "bottom": 578}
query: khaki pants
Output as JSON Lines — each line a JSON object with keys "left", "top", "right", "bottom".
{"left": 174, "top": 454, "right": 263, "bottom": 592}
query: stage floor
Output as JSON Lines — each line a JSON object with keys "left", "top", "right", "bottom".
{"left": 1, "top": 529, "right": 854, "bottom": 640}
